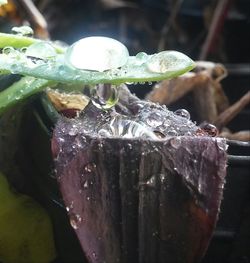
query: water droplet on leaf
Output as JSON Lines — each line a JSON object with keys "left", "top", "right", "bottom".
{"left": 91, "top": 84, "right": 119, "bottom": 109}
{"left": 170, "top": 137, "right": 181, "bottom": 148}
{"left": 11, "top": 26, "right": 34, "bottom": 36}
{"left": 70, "top": 213, "right": 82, "bottom": 229}
{"left": 174, "top": 109, "right": 190, "bottom": 120}
{"left": 65, "top": 36, "right": 129, "bottom": 72}
{"left": 26, "top": 42, "right": 56, "bottom": 60}
{"left": 199, "top": 122, "right": 218, "bottom": 137}
{"left": 146, "top": 51, "right": 190, "bottom": 73}
{"left": 146, "top": 112, "right": 163, "bottom": 127}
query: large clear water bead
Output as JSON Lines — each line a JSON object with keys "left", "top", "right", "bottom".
{"left": 65, "top": 36, "right": 129, "bottom": 72}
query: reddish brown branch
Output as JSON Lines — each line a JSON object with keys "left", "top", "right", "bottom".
{"left": 214, "top": 91, "right": 250, "bottom": 130}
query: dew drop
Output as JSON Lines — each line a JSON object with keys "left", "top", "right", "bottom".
{"left": 10, "top": 63, "right": 19, "bottom": 73}
{"left": 136, "top": 52, "right": 148, "bottom": 61}
{"left": 199, "top": 122, "right": 218, "bottom": 137}
{"left": 92, "top": 252, "right": 97, "bottom": 260}
{"left": 84, "top": 163, "right": 96, "bottom": 173}
{"left": 98, "top": 128, "right": 112, "bottom": 137}
{"left": 167, "top": 129, "right": 178, "bottom": 136}
{"left": 146, "top": 112, "right": 163, "bottom": 127}
{"left": 83, "top": 180, "right": 88, "bottom": 189}
{"left": 58, "top": 65, "right": 67, "bottom": 76}
{"left": 70, "top": 213, "right": 82, "bottom": 229}
{"left": 91, "top": 84, "right": 119, "bottom": 109}
{"left": 11, "top": 26, "right": 34, "bottom": 36}
{"left": 146, "top": 51, "right": 190, "bottom": 73}
{"left": 65, "top": 36, "right": 129, "bottom": 72}
{"left": 170, "top": 137, "right": 181, "bottom": 149}
{"left": 2, "top": 46, "right": 15, "bottom": 55}
{"left": 26, "top": 42, "right": 56, "bottom": 60}
{"left": 174, "top": 109, "right": 190, "bottom": 120}
{"left": 20, "top": 47, "right": 28, "bottom": 53}
{"left": 217, "top": 139, "right": 228, "bottom": 151}
{"left": 127, "top": 143, "right": 133, "bottom": 149}
{"left": 146, "top": 176, "right": 156, "bottom": 187}
{"left": 146, "top": 52, "right": 175, "bottom": 73}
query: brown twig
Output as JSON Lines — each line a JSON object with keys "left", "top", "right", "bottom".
{"left": 199, "top": 0, "right": 231, "bottom": 60}
{"left": 214, "top": 91, "right": 250, "bottom": 130}
{"left": 219, "top": 129, "right": 250, "bottom": 141}
{"left": 158, "top": 0, "right": 184, "bottom": 51}
{"left": 16, "top": 0, "right": 49, "bottom": 39}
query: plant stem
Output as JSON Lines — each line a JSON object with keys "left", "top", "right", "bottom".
{"left": 0, "top": 33, "right": 65, "bottom": 53}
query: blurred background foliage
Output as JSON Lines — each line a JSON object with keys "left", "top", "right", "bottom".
{"left": 0, "top": 0, "right": 250, "bottom": 62}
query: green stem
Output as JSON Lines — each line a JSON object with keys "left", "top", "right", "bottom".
{"left": 0, "top": 77, "right": 54, "bottom": 115}
{"left": 0, "top": 33, "right": 65, "bottom": 53}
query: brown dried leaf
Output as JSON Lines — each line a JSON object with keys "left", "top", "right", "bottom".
{"left": 46, "top": 89, "right": 89, "bottom": 112}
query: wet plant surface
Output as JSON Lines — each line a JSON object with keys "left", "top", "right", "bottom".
{"left": 51, "top": 87, "right": 228, "bottom": 263}
{"left": 0, "top": 19, "right": 230, "bottom": 263}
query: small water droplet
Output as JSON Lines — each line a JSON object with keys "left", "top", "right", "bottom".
{"left": 199, "top": 122, "right": 218, "bottom": 137}
{"left": 98, "top": 128, "right": 111, "bottom": 137}
{"left": 91, "top": 84, "right": 119, "bottom": 109}
{"left": 92, "top": 252, "right": 97, "bottom": 260}
{"left": 170, "top": 137, "right": 181, "bottom": 149}
{"left": 69, "top": 201, "right": 74, "bottom": 209}
{"left": 83, "top": 180, "right": 88, "bottom": 188}
{"left": 136, "top": 52, "right": 148, "bottom": 60}
{"left": 84, "top": 163, "right": 96, "bottom": 173}
{"left": 58, "top": 65, "right": 67, "bottom": 76}
{"left": 146, "top": 52, "right": 174, "bottom": 73}
{"left": 11, "top": 26, "right": 34, "bottom": 36}
{"left": 160, "top": 174, "right": 166, "bottom": 183}
{"left": 20, "top": 47, "right": 28, "bottom": 53}
{"left": 70, "top": 213, "right": 82, "bottom": 229}
{"left": 174, "top": 109, "right": 190, "bottom": 120}
{"left": 217, "top": 139, "right": 228, "bottom": 151}
{"left": 146, "top": 112, "right": 163, "bottom": 127}
{"left": 167, "top": 129, "right": 178, "bottom": 136}
{"left": 146, "top": 51, "right": 190, "bottom": 73}
{"left": 2, "top": 46, "right": 15, "bottom": 55}
{"left": 10, "top": 63, "right": 19, "bottom": 73}
{"left": 26, "top": 42, "right": 56, "bottom": 60}
{"left": 127, "top": 143, "right": 133, "bottom": 149}
{"left": 146, "top": 176, "right": 156, "bottom": 187}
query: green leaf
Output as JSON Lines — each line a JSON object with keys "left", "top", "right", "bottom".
{"left": 0, "top": 33, "right": 65, "bottom": 53}
{"left": 0, "top": 50, "right": 195, "bottom": 85}
{"left": 0, "top": 77, "right": 54, "bottom": 115}
{"left": 0, "top": 33, "right": 195, "bottom": 115}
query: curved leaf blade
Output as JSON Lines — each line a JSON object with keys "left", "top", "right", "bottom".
{"left": 0, "top": 77, "right": 54, "bottom": 115}
{"left": 0, "top": 50, "right": 195, "bottom": 85}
